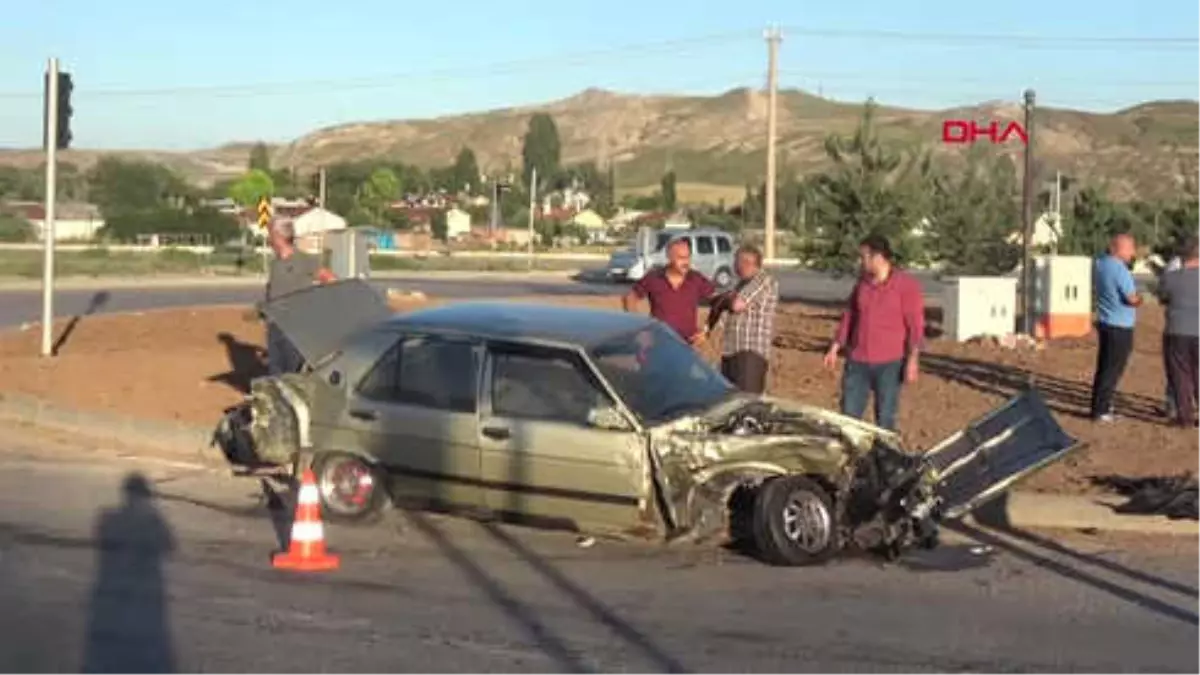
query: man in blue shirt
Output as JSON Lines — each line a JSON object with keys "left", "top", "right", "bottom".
{"left": 1090, "top": 233, "right": 1143, "bottom": 422}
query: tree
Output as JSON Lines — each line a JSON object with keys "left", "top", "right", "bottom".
{"left": 88, "top": 158, "right": 190, "bottom": 217}
{"left": 521, "top": 113, "right": 561, "bottom": 190}
{"left": 430, "top": 210, "right": 448, "bottom": 242}
{"left": 1058, "top": 187, "right": 1142, "bottom": 256}
{"left": 227, "top": 169, "right": 275, "bottom": 208}
{"left": 922, "top": 147, "right": 1022, "bottom": 276}
{"left": 799, "top": 100, "right": 926, "bottom": 274}
{"left": 451, "top": 147, "right": 480, "bottom": 195}
{"left": 248, "top": 142, "right": 271, "bottom": 172}
{"left": 661, "top": 170, "right": 678, "bottom": 212}
{"left": 357, "top": 167, "right": 401, "bottom": 224}
{"left": 0, "top": 213, "right": 34, "bottom": 242}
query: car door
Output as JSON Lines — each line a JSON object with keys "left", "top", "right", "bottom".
{"left": 337, "top": 332, "right": 484, "bottom": 510}
{"left": 478, "top": 340, "right": 647, "bottom": 532}
{"left": 693, "top": 234, "right": 717, "bottom": 277}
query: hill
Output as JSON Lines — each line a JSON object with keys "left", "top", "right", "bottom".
{"left": 1, "top": 88, "right": 1195, "bottom": 201}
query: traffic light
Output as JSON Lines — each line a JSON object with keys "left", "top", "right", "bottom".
{"left": 43, "top": 71, "right": 73, "bottom": 150}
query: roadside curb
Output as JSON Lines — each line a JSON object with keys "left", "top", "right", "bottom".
{"left": 0, "top": 392, "right": 1195, "bottom": 537}
{"left": 0, "top": 392, "right": 221, "bottom": 469}
{"left": 0, "top": 270, "right": 582, "bottom": 292}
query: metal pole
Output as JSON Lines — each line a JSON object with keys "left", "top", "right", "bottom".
{"left": 527, "top": 167, "right": 537, "bottom": 271}
{"left": 763, "top": 26, "right": 781, "bottom": 262}
{"left": 40, "top": 57, "right": 59, "bottom": 358}
{"left": 318, "top": 167, "right": 327, "bottom": 208}
{"left": 1020, "top": 89, "right": 1037, "bottom": 336}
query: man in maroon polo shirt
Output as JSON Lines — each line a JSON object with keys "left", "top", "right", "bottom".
{"left": 621, "top": 237, "right": 717, "bottom": 345}
{"left": 822, "top": 234, "right": 924, "bottom": 431}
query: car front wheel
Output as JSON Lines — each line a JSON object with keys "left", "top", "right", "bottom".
{"left": 751, "top": 476, "right": 840, "bottom": 566}
{"left": 312, "top": 451, "right": 386, "bottom": 523}
{"left": 714, "top": 267, "right": 734, "bottom": 289}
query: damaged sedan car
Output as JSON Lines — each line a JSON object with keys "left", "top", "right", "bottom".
{"left": 219, "top": 280, "right": 1082, "bottom": 566}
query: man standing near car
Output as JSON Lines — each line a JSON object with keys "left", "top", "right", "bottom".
{"left": 1155, "top": 236, "right": 1199, "bottom": 427}
{"left": 706, "top": 244, "right": 779, "bottom": 394}
{"left": 1089, "top": 232, "right": 1143, "bottom": 423}
{"left": 822, "top": 234, "right": 924, "bottom": 432}
{"left": 264, "top": 219, "right": 337, "bottom": 374}
{"left": 621, "top": 236, "right": 717, "bottom": 346}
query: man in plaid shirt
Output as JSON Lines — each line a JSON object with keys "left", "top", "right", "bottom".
{"left": 706, "top": 245, "right": 779, "bottom": 394}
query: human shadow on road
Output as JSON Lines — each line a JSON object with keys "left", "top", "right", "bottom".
{"left": 82, "top": 473, "right": 177, "bottom": 673}
{"left": 209, "top": 332, "right": 267, "bottom": 394}
{"left": 478, "top": 521, "right": 689, "bottom": 674}
{"left": 949, "top": 498, "right": 1197, "bottom": 627}
{"left": 402, "top": 510, "right": 592, "bottom": 673}
{"left": 52, "top": 290, "right": 110, "bottom": 356}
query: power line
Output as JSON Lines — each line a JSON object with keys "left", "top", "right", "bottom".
{"left": 777, "top": 26, "right": 1199, "bottom": 48}
{"left": 778, "top": 69, "right": 1199, "bottom": 89}
{"left": 0, "top": 30, "right": 760, "bottom": 100}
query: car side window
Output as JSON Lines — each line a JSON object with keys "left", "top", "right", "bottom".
{"left": 696, "top": 236, "right": 714, "bottom": 255}
{"left": 489, "top": 343, "right": 613, "bottom": 426}
{"left": 357, "top": 335, "right": 477, "bottom": 413}
{"left": 716, "top": 236, "right": 732, "bottom": 254}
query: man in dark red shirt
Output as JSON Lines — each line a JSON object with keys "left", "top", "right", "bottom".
{"left": 822, "top": 234, "right": 924, "bottom": 431}
{"left": 621, "top": 236, "right": 717, "bottom": 345}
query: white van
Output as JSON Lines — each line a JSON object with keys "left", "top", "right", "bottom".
{"left": 606, "top": 227, "right": 737, "bottom": 288}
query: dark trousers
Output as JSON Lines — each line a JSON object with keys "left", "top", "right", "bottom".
{"left": 1161, "top": 331, "right": 1171, "bottom": 415}
{"left": 1163, "top": 333, "right": 1199, "bottom": 426}
{"left": 1090, "top": 324, "right": 1135, "bottom": 418}
{"left": 840, "top": 359, "right": 904, "bottom": 431}
{"left": 721, "top": 351, "right": 769, "bottom": 394}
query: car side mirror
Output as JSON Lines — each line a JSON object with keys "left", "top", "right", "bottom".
{"left": 588, "top": 405, "right": 633, "bottom": 432}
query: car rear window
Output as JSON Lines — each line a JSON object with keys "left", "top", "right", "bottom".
{"left": 716, "top": 236, "right": 732, "bottom": 253}
{"left": 695, "top": 236, "right": 714, "bottom": 255}
{"left": 358, "top": 336, "right": 477, "bottom": 413}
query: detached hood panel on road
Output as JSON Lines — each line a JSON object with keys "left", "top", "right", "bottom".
{"left": 258, "top": 279, "right": 393, "bottom": 366}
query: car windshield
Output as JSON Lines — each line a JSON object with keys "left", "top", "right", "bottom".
{"left": 589, "top": 324, "right": 736, "bottom": 425}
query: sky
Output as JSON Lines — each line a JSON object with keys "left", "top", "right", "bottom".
{"left": 1, "top": 0, "right": 1197, "bottom": 150}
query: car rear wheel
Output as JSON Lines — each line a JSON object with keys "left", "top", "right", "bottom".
{"left": 751, "top": 476, "right": 840, "bottom": 566}
{"left": 714, "top": 267, "right": 734, "bottom": 289}
{"left": 312, "top": 452, "right": 386, "bottom": 523}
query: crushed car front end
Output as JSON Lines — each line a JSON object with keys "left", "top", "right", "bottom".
{"left": 645, "top": 389, "right": 1080, "bottom": 565}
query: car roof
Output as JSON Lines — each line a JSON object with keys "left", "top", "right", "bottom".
{"left": 381, "top": 301, "right": 658, "bottom": 348}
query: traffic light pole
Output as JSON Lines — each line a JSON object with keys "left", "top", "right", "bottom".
{"left": 40, "top": 57, "right": 59, "bottom": 358}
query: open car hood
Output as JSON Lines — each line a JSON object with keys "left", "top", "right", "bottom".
{"left": 258, "top": 279, "right": 392, "bottom": 366}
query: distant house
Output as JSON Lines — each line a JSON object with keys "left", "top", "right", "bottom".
{"left": 8, "top": 201, "right": 104, "bottom": 241}
{"left": 571, "top": 209, "right": 606, "bottom": 231}
{"left": 445, "top": 207, "right": 472, "bottom": 240}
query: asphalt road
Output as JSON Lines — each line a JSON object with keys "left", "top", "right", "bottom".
{"left": 0, "top": 435, "right": 1196, "bottom": 673}
{"left": 0, "top": 270, "right": 892, "bottom": 330}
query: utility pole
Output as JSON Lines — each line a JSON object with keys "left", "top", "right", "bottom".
{"left": 41, "top": 57, "right": 60, "bottom": 358}
{"left": 527, "top": 167, "right": 537, "bottom": 271}
{"left": 1020, "top": 89, "right": 1037, "bottom": 336}
{"left": 317, "top": 167, "right": 327, "bottom": 209}
{"left": 763, "top": 26, "right": 782, "bottom": 262}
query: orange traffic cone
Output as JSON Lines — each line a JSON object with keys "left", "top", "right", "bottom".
{"left": 273, "top": 468, "right": 340, "bottom": 571}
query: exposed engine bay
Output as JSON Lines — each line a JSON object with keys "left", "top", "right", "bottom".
{"left": 712, "top": 401, "right": 942, "bottom": 558}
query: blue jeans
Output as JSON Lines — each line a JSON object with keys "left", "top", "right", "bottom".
{"left": 840, "top": 359, "right": 905, "bottom": 431}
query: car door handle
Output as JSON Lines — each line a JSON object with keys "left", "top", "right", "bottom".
{"left": 349, "top": 408, "right": 378, "bottom": 422}
{"left": 481, "top": 425, "right": 510, "bottom": 440}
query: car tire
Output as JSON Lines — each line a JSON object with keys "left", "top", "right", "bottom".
{"left": 714, "top": 267, "right": 734, "bottom": 289}
{"left": 311, "top": 451, "right": 386, "bottom": 524}
{"left": 751, "top": 476, "right": 840, "bottom": 566}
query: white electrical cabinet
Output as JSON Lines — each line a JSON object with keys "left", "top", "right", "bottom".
{"left": 941, "top": 276, "right": 1018, "bottom": 342}
{"left": 1032, "top": 255, "right": 1093, "bottom": 338}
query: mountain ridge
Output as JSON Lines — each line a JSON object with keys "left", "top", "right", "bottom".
{"left": 1, "top": 88, "right": 1195, "bottom": 201}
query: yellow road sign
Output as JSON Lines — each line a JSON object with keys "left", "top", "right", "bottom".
{"left": 256, "top": 197, "right": 271, "bottom": 229}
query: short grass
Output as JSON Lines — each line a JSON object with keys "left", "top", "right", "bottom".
{"left": 619, "top": 182, "right": 748, "bottom": 207}
{"left": 0, "top": 248, "right": 590, "bottom": 278}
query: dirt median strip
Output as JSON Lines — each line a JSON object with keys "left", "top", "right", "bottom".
{"left": 0, "top": 295, "right": 1194, "bottom": 498}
